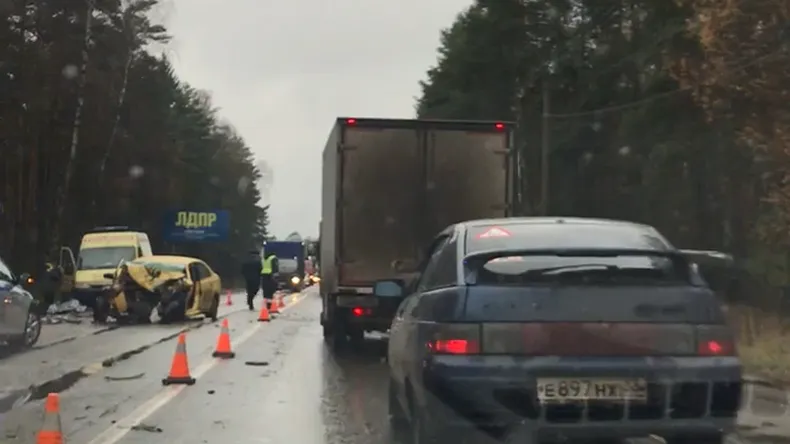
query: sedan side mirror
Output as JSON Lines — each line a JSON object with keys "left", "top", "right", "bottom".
{"left": 373, "top": 279, "right": 405, "bottom": 297}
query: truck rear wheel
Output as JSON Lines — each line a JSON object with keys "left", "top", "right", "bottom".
{"left": 322, "top": 323, "right": 332, "bottom": 341}
{"left": 330, "top": 327, "right": 347, "bottom": 351}
{"left": 329, "top": 314, "right": 348, "bottom": 351}
{"left": 348, "top": 328, "right": 364, "bottom": 344}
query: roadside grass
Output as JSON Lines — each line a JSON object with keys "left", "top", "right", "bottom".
{"left": 729, "top": 305, "right": 790, "bottom": 383}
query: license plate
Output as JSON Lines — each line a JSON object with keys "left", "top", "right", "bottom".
{"left": 536, "top": 378, "right": 647, "bottom": 403}
{"left": 336, "top": 295, "right": 379, "bottom": 307}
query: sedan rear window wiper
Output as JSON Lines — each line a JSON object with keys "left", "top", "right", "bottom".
{"left": 522, "top": 264, "right": 620, "bottom": 276}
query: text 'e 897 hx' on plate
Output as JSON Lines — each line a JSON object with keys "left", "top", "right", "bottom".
{"left": 537, "top": 378, "right": 647, "bottom": 403}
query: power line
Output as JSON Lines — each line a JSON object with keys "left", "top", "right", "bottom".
{"left": 547, "top": 88, "right": 689, "bottom": 119}
{"left": 546, "top": 44, "right": 787, "bottom": 119}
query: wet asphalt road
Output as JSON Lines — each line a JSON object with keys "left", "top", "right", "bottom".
{"left": 0, "top": 287, "right": 400, "bottom": 444}
{"left": 2, "top": 287, "right": 790, "bottom": 443}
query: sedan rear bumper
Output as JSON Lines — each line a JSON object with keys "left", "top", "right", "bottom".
{"left": 418, "top": 355, "right": 741, "bottom": 439}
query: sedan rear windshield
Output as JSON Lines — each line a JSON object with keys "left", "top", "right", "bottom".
{"left": 467, "top": 222, "right": 672, "bottom": 253}
{"left": 475, "top": 254, "right": 689, "bottom": 286}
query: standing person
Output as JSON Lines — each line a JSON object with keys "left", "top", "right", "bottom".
{"left": 260, "top": 250, "right": 279, "bottom": 309}
{"left": 241, "top": 250, "right": 262, "bottom": 311}
{"left": 38, "top": 260, "right": 63, "bottom": 312}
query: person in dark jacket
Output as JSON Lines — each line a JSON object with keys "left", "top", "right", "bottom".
{"left": 39, "top": 261, "right": 63, "bottom": 310}
{"left": 241, "top": 250, "right": 262, "bottom": 311}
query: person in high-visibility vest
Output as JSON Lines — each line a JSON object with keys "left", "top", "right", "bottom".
{"left": 260, "top": 252, "right": 279, "bottom": 309}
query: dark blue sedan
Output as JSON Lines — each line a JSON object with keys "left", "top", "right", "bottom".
{"left": 381, "top": 217, "right": 741, "bottom": 444}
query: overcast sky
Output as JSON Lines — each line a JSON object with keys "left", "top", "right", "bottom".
{"left": 163, "top": 0, "right": 473, "bottom": 239}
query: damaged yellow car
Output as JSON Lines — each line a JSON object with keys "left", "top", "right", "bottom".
{"left": 94, "top": 255, "right": 221, "bottom": 324}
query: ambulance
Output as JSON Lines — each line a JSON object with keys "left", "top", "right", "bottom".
{"left": 72, "top": 226, "right": 152, "bottom": 307}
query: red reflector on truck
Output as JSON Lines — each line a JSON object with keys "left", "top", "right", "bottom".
{"left": 351, "top": 307, "right": 372, "bottom": 316}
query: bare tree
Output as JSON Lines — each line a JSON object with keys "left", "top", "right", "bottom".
{"left": 95, "top": 0, "right": 169, "bottom": 214}
{"left": 50, "top": 0, "right": 94, "bottom": 255}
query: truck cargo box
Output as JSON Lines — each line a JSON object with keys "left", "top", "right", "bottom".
{"left": 320, "top": 118, "right": 515, "bottom": 295}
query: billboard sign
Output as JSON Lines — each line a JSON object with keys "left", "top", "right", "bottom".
{"left": 163, "top": 210, "right": 230, "bottom": 242}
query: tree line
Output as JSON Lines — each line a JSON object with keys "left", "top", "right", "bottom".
{"left": 0, "top": 0, "right": 268, "bottom": 281}
{"left": 416, "top": 0, "right": 789, "bottom": 306}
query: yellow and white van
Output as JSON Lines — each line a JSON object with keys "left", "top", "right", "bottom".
{"left": 72, "top": 227, "right": 152, "bottom": 307}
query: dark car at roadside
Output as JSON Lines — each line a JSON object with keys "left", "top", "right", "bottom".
{"left": 382, "top": 217, "right": 741, "bottom": 444}
{"left": 0, "top": 254, "right": 41, "bottom": 351}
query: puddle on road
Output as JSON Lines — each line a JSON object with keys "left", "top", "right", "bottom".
{"left": 0, "top": 318, "right": 218, "bottom": 415}
{"left": 0, "top": 369, "right": 85, "bottom": 415}
{"left": 0, "top": 388, "right": 32, "bottom": 414}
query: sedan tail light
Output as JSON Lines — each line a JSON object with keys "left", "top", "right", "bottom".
{"left": 696, "top": 325, "right": 737, "bottom": 356}
{"left": 426, "top": 323, "right": 481, "bottom": 355}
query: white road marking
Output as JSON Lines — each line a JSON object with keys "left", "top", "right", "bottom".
{"left": 86, "top": 292, "right": 307, "bottom": 444}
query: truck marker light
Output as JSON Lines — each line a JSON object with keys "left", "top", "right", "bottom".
{"left": 346, "top": 118, "right": 356, "bottom": 124}
{"left": 495, "top": 123, "right": 504, "bottom": 130}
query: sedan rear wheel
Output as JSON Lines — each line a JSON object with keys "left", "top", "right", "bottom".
{"left": 388, "top": 379, "right": 409, "bottom": 442}
{"left": 410, "top": 405, "right": 440, "bottom": 444}
{"left": 9, "top": 311, "right": 41, "bottom": 350}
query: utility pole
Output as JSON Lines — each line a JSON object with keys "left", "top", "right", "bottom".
{"left": 540, "top": 83, "right": 550, "bottom": 215}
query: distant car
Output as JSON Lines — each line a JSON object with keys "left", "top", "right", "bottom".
{"left": 383, "top": 217, "right": 741, "bottom": 444}
{"left": 0, "top": 254, "right": 40, "bottom": 350}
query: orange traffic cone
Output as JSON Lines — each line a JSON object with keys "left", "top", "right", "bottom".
{"left": 212, "top": 319, "right": 235, "bottom": 359}
{"left": 269, "top": 296, "right": 279, "bottom": 314}
{"left": 225, "top": 289, "right": 232, "bottom": 306}
{"left": 162, "top": 333, "right": 196, "bottom": 385}
{"left": 36, "top": 393, "right": 63, "bottom": 444}
{"left": 276, "top": 295, "right": 285, "bottom": 310}
{"left": 257, "top": 303, "right": 270, "bottom": 322}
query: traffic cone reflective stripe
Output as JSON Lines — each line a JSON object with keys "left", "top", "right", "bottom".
{"left": 37, "top": 393, "right": 63, "bottom": 444}
{"left": 269, "top": 297, "right": 279, "bottom": 314}
{"left": 212, "top": 319, "right": 235, "bottom": 359}
{"left": 225, "top": 289, "right": 232, "bottom": 306}
{"left": 162, "top": 333, "right": 196, "bottom": 385}
{"left": 257, "top": 303, "right": 270, "bottom": 322}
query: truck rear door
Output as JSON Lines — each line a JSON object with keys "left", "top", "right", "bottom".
{"left": 425, "top": 122, "right": 512, "bottom": 240}
{"left": 339, "top": 122, "right": 422, "bottom": 287}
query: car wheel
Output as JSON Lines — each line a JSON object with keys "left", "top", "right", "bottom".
{"left": 349, "top": 328, "right": 364, "bottom": 344}
{"left": 322, "top": 323, "right": 332, "bottom": 342}
{"left": 330, "top": 318, "right": 347, "bottom": 352}
{"left": 93, "top": 295, "right": 108, "bottom": 323}
{"left": 410, "top": 404, "right": 439, "bottom": 444}
{"left": 388, "top": 378, "right": 409, "bottom": 442}
{"left": 209, "top": 294, "right": 219, "bottom": 321}
{"left": 9, "top": 310, "right": 41, "bottom": 350}
{"left": 665, "top": 434, "right": 724, "bottom": 444}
